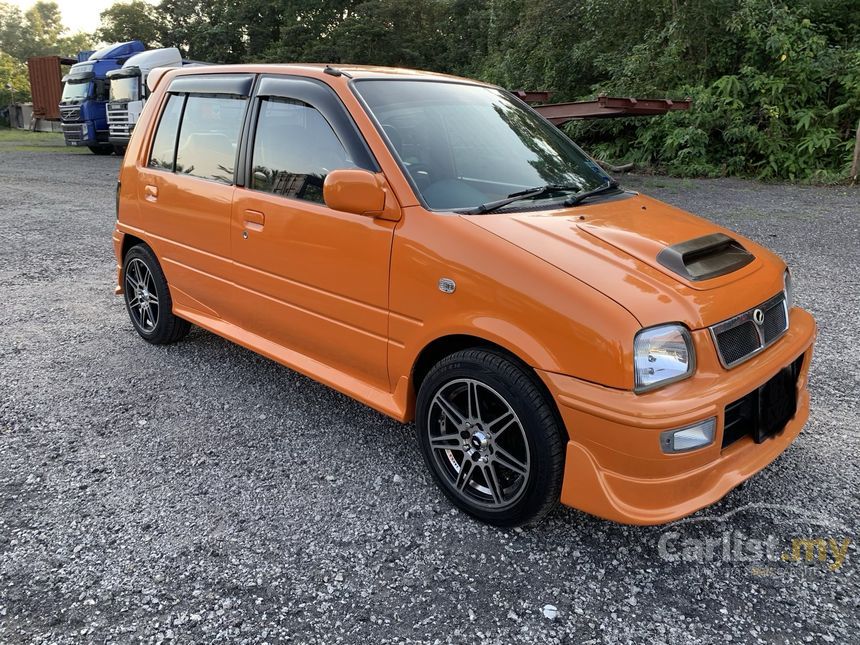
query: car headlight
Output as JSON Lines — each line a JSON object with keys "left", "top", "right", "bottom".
{"left": 634, "top": 324, "right": 695, "bottom": 392}
{"left": 784, "top": 268, "right": 793, "bottom": 309}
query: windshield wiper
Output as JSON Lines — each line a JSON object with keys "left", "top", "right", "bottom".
{"left": 563, "top": 179, "right": 621, "bottom": 207}
{"left": 465, "top": 183, "right": 581, "bottom": 214}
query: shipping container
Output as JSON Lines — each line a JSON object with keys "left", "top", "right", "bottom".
{"left": 27, "top": 56, "right": 76, "bottom": 120}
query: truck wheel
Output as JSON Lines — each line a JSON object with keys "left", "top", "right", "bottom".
{"left": 88, "top": 145, "right": 113, "bottom": 155}
{"left": 113, "top": 145, "right": 127, "bottom": 156}
{"left": 122, "top": 244, "right": 191, "bottom": 345}
{"left": 415, "top": 348, "right": 565, "bottom": 526}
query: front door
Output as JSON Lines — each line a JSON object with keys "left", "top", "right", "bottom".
{"left": 230, "top": 76, "right": 395, "bottom": 391}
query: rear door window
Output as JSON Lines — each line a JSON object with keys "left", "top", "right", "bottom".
{"left": 175, "top": 95, "right": 248, "bottom": 185}
{"left": 250, "top": 97, "right": 356, "bottom": 203}
{"left": 148, "top": 93, "right": 183, "bottom": 171}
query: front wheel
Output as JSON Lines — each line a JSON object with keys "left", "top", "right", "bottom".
{"left": 88, "top": 145, "right": 113, "bottom": 155}
{"left": 416, "top": 348, "right": 565, "bottom": 526}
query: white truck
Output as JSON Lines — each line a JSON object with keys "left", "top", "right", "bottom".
{"left": 106, "top": 48, "right": 188, "bottom": 149}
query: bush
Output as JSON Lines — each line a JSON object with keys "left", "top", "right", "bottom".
{"left": 566, "top": 1, "right": 860, "bottom": 181}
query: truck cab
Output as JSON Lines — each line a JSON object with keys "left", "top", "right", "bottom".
{"left": 60, "top": 40, "right": 145, "bottom": 154}
{"left": 106, "top": 48, "right": 185, "bottom": 150}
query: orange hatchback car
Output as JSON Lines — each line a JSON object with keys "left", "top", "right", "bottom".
{"left": 114, "top": 64, "right": 816, "bottom": 526}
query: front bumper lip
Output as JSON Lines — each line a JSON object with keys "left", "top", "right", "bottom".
{"left": 539, "top": 307, "right": 816, "bottom": 525}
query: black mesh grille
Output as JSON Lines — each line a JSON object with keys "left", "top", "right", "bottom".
{"left": 711, "top": 293, "right": 789, "bottom": 367}
{"left": 716, "top": 321, "right": 760, "bottom": 365}
{"left": 762, "top": 302, "right": 787, "bottom": 343}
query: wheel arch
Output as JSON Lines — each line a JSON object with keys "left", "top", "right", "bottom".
{"left": 408, "top": 333, "right": 567, "bottom": 439}
{"left": 120, "top": 232, "right": 148, "bottom": 261}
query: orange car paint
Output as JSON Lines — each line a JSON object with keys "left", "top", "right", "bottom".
{"left": 113, "top": 64, "right": 816, "bottom": 525}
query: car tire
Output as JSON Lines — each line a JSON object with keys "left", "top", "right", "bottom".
{"left": 416, "top": 348, "right": 565, "bottom": 526}
{"left": 122, "top": 244, "right": 191, "bottom": 345}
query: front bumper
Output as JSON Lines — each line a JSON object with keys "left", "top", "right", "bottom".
{"left": 61, "top": 121, "right": 107, "bottom": 147}
{"left": 539, "top": 307, "right": 816, "bottom": 525}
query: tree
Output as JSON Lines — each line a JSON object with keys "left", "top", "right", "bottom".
{"left": 22, "top": 1, "right": 65, "bottom": 54}
{"left": 0, "top": 1, "right": 91, "bottom": 60}
{"left": 0, "top": 51, "right": 31, "bottom": 105}
{"left": 0, "top": 2, "right": 26, "bottom": 59}
{"left": 96, "top": 0, "right": 163, "bottom": 48}
{"left": 155, "top": 0, "right": 247, "bottom": 62}
{"left": 246, "top": 0, "right": 361, "bottom": 63}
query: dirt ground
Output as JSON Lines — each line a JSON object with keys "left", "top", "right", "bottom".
{"left": 1, "top": 138, "right": 858, "bottom": 644}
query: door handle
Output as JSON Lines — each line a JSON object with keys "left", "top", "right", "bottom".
{"left": 144, "top": 185, "right": 158, "bottom": 202}
{"left": 243, "top": 209, "right": 265, "bottom": 231}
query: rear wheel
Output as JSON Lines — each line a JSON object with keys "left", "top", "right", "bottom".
{"left": 88, "top": 145, "right": 113, "bottom": 155}
{"left": 122, "top": 244, "right": 190, "bottom": 344}
{"left": 416, "top": 348, "right": 565, "bottom": 526}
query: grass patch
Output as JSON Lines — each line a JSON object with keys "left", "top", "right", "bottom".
{"left": 11, "top": 145, "right": 89, "bottom": 153}
{"left": 0, "top": 129, "right": 67, "bottom": 148}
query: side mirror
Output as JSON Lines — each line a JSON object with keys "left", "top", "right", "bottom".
{"left": 323, "top": 169, "right": 386, "bottom": 216}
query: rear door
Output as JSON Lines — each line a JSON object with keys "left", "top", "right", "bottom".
{"left": 136, "top": 74, "right": 253, "bottom": 321}
{"left": 230, "top": 75, "right": 395, "bottom": 391}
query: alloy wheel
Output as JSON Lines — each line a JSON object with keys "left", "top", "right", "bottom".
{"left": 124, "top": 257, "right": 160, "bottom": 332}
{"left": 426, "top": 378, "right": 531, "bottom": 509}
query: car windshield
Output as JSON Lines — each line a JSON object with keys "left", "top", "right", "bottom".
{"left": 61, "top": 81, "right": 90, "bottom": 102}
{"left": 110, "top": 75, "right": 139, "bottom": 102}
{"left": 354, "top": 80, "right": 612, "bottom": 212}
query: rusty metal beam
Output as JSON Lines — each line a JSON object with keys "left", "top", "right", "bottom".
{"left": 533, "top": 95, "right": 692, "bottom": 125}
{"left": 512, "top": 90, "right": 554, "bottom": 105}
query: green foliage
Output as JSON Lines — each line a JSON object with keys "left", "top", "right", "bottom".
{"left": 5, "top": 0, "right": 843, "bottom": 182}
{"left": 158, "top": 0, "right": 247, "bottom": 62}
{"left": 0, "top": 1, "right": 92, "bottom": 60}
{"left": 96, "top": 0, "right": 162, "bottom": 48}
{"left": 0, "top": 1, "right": 92, "bottom": 106}
{"left": 0, "top": 50, "right": 31, "bottom": 104}
{"left": 567, "top": 0, "right": 860, "bottom": 181}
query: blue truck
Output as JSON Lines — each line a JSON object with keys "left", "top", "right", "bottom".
{"left": 59, "top": 40, "right": 146, "bottom": 154}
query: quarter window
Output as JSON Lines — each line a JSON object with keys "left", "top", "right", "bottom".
{"left": 148, "top": 93, "right": 183, "bottom": 171}
{"left": 175, "top": 95, "right": 247, "bottom": 185}
{"left": 250, "top": 97, "right": 356, "bottom": 203}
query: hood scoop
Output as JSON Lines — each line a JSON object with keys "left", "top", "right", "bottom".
{"left": 656, "top": 233, "right": 754, "bottom": 281}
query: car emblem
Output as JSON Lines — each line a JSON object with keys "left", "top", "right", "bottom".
{"left": 752, "top": 308, "right": 765, "bottom": 325}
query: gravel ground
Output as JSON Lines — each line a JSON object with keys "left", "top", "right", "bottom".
{"left": 0, "top": 145, "right": 858, "bottom": 644}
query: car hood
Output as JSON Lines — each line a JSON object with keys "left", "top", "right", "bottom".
{"left": 461, "top": 192, "right": 786, "bottom": 329}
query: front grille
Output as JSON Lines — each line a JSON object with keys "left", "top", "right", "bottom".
{"left": 60, "top": 106, "right": 81, "bottom": 122}
{"left": 761, "top": 302, "right": 787, "bottom": 343}
{"left": 716, "top": 321, "right": 760, "bottom": 365}
{"left": 722, "top": 355, "right": 803, "bottom": 448}
{"left": 109, "top": 124, "right": 131, "bottom": 137}
{"left": 710, "top": 292, "right": 789, "bottom": 368}
{"left": 61, "top": 123, "right": 85, "bottom": 141}
{"left": 108, "top": 106, "right": 133, "bottom": 138}
{"left": 723, "top": 393, "right": 756, "bottom": 448}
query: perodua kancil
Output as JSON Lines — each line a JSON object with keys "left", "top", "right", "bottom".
{"left": 113, "top": 64, "right": 816, "bottom": 526}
